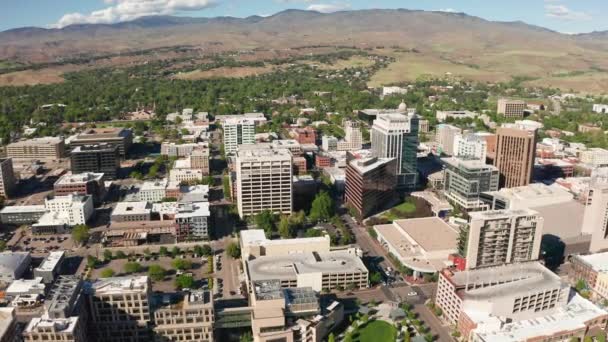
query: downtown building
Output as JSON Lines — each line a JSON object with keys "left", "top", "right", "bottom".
{"left": 345, "top": 155, "right": 397, "bottom": 219}
{"left": 442, "top": 157, "right": 499, "bottom": 211}
{"left": 235, "top": 146, "right": 293, "bottom": 218}
{"left": 371, "top": 113, "right": 419, "bottom": 191}
{"left": 337, "top": 120, "right": 363, "bottom": 151}
{"left": 453, "top": 133, "right": 488, "bottom": 161}
{"left": 69, "top": 127, "right": 133, "bottom": 158}
{"left": 0, "top": 158, "right": 16, "bottom": 198}
{"left": 223, "top": 118, "right": 255, "bottom": 155}
{"left": 581, "top": 172, "right": 608, "bottom": 253}
{"left": 435, "top": 124, "right": 462, "bottom": 156}
{"left": 497, "top": 98, "right": 526, "bottom": 118}
{"left": 494, "top": 124, "right": 537, "bottom": 188}
{"left": 54, "top": 172, "right": 106, "bottom": 205}
{"left": 153, "top": 291, "right": 214, "bottom": 342}
{"left": 6, "top": 137, "right": 66, "bottom": 160}
{"left": 70, "top": 144, "right": 120, "bottom": 180}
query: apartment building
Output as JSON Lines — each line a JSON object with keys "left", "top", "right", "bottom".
{"left": 70, "top": 144, "right": 120, "bottom": 180}
{"left": 85, "top": 276, "right": 152, "bottom": 342}
{"left": 175, "top": 201, "right": 210, "bottom": 240}
{"left": 223, "top": 118, "right": 255, "bottom": 155}
{"left": 442, "top": 157, "right": 499, "bottom": 211}
{"left": 497, "top": 98, "right": 526, "bottom": 118}
{"left": 23, "top": 316, "right": 86, "bottom": 342}
{"left": 465, "top": 209, "right": 543, "bottom": 270}
{"left": 153, "top": 291, "right": 214, "bottom": 342}
{"left": 453, "top": 133, "right": 487, "bottom": 161}
{"left": 69, "top": 127, "right": 133, "bottom": 157}
{"left": 0, "top": 158, "right": 16, "bottom": 198}
{"left": 345, "top": 156, "right": 397, "bottom": 219}
{"left": 337, "top": 120, "right": 363, "bottom": 151}
{"left": 54, "top": 172, "right": 106, "bottom": 205}
{"left": 371, "top": 113, "right": 419, "bottom": 190}
{"left": 435, "top": 124, "right": 462, "bottom": 156}
{"left": 6, "top": 137, "right": 66, "bottom": 160}
{"left": 236, "top": 147, "right": 293, "bottom": 218}
{"left": 580, "top": 148, "right": 608, "bottom": 167}
{"left": 111, "top": 202, "right": 152, "bottom": 222}
{"left": 494, "top": 124, "right": 537, "bottom": 188}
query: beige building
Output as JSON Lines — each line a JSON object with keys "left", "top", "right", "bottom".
{"left": 190, "top": 149, "right": 210, "bottom": 175}
{"left": 169, "top": 168, "right": 204, "bottom": 183}
{"left": 85, "top": 276, "right": 151, "bottom": 342}
{"left": 494, "top": 124, "right": 537, "bottom": 188}
{"left": 465, "top": 209, "right": 543, "bottom": 270}
{"left": 154, "top": 291, "right": 214, "bottom": 342}
{"left": 6, "top": 137, "right": 66, "bottom": 160}
{"left": 240, "top": 229, "right": 330, "bottom": 260}
{"left": 435, "top": 124, "right": 461, "bottom": 156}
{"left": 337, "top": 120, "right": 363, "bottom": 151}
{"left": 582, "top": 177, "right": 608, "bottom": 253}
{"left": 497, "top": 98, "right": 526, "bottom": 118}
{"left": 23, "top": 316, "right": 86, "bottom": 342}
{"left": 0, "top": 308, "right": 20, "bottom": 342}
{"left": 236, "top": 146, "right": 293, "bottom": 218}
{"left": 0, "top": 158, "right": 16, "bottom": 198}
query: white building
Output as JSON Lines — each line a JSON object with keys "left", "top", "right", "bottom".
{"left": 453, "top": 134, "right": 488, "bottom": 161}
{"left": 160, "top": 142, "right": 209, "bottom": 158}
{"left": 436, "top": 124, "right": 461, "bottom": 156}
{"left": 514, "top": 119, "right": 543, "bottom": 131}
{"left": 223, "top": 118, "right": 256, "bottom": 155}
{"left": 169, "top": 169, "right": 204, "bottom": 183}
{"left": 321, "top": 136, "right": 338, "bottom": 152}
{"left": 593, "top": 104, "right": 608, "bottom": 114}
{"left": 582, "top": 174, "right": 608, "bottom": 252}
{"left": 240, "top": 229, "right": 331, "bottom": 260}
{"left": 580, "top": 148, "right": 608, "bottom": 167}
{"left": 44, "top": 195, "right": 94, "bottom": 226}
{"left": 382, "top": 86, "right": 408, "bottom": 97}
{"left": 436, "top": 110, "right": 478, "bottom": 123}
{"left": 138, "top": 179, "right": 168, "bottom": 202}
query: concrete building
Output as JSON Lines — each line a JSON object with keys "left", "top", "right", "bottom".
{"left": 23, "top": 316, "right": 86, "bottom": 342}
{"left": 189, "top": 149, "right": 210, "bottom": 175}
{"left": 0, "top": 205, "right": 46, "bottom": 225}
{"left": 0, "top": 252, "right": 31, "bottom": 284}
{"left": 153, "top": 291, "right": 214, "bottom": 342}
{"left": 45, "top": 276, "right": 84, "bottom": 319}
{"left": 5, "top": 277, "right": 45, "bottom": 299}
{"left": 245, "top": 248, "right": 368, "bottom": 292}
{"left": 494, "top": 125, "right": 537, "bottom": 188}
{"left": 223, "top": 118, "right": 256, "bottom": 155}
{"left": 69, "top": 127, "right": 133, "bottom": 157}
{"left": 337, "top": 120, "right": 363, "bottom": 151}
{"left": 374, "top": 218, "right": 459, "bottom": 275}
{"left": 70, "top": 144, "right": 120, "bottom": 180}
{"left": 453, "top": 133, "right": 487, "bottom": 161}
{"left": 43, "top": 195, "right": 94, "bottom": 226}
{"left": 593, "top": 104, "right": 608, "bottom": 114}
{"left": 418, "top": 119, "right": 430, "bottom": 133}
{"left": 0, "top": 158, "right": 16, "bottom": 198}
{"left": 321, "top": 136, "right": 338, "bottom": 152}
{"left": 571, "top": 252, "right": 608, "bottom": 300}
{"left": 160, "top": 142, "right": 209, "bottom": 158}
{"left": 236, "top": 147, "right": 293, "bottom": 218}
{"left": 465, "top": 209, "right": 543, "bottom": 270}
{"left": 481, "top": 183, "right": 574, "bottom": 210}
{"left": 215, "top": 113, "right": 267, "bottom": 125}
{"left": 138, "top": 179, "right": 168, "bottom": 202}
{"left": 34, "top": 251, "right": 65, "bottom": 284}
{"left": 442, "top": 157, "right": 499, "bottom": 211}
{"left": 435, "top": 124, "right": 462, "bottom": 156}
{"left": 85, "top": 276, "right": 151, "bottom": 342}
{"left": 6, "top": 137, "right": 66, "bottom": 160}
{"left": 54, "top": 172, "right": 106, "bottom": 205}
{"left": 271, "top": 139, "right": 302, "bottom": 155}
{"left": 169, "top": 169, "right": 203, "bottom": 183}
{"left": 0, "top": 308, "right": 20, "bottom": 342}
{"left": 345, "top": 156, "right": 397, "bottom": 219}
{"left": 580, "top": 148, "right": 608, "bottom": 167}
{"left": 371, "top": 113, "right": 419, "bottom": 190}
{"left": 175, "top": 201, "right": 210, "bottom": 240}
{"left": 240, "top": 229, "right": 331, "bottom": 260}
{"left": 291, "top": 127, "right": 317, "bottom": 144}
{"left": 111, "top": 201, "right": 152, "bottom": 222}
{"left": 497, "top": 99, "right": 526, "bottom": 118}
{"left": 582, "top": 176, "right": 608, "bottom": 253}
{"left": 436, "top": 110, "right": 478, "bottom": 123}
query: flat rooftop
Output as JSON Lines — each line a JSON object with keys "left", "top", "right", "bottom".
{"left": 25, "top": 316, "right": 79, "bottom": 334}
{"left": 140, "top": 179, "right": 168, "bottom": 191}
{"left": 8, "top": 137, "right": 63, "bottom": 147}
{"left": 349, "top": 157, "right": 394, "bottom": 174}
{"left": 240, "top": 229, "right": 329, "bottom": 250}
{"left": 35, "top": 251, "right": 64, "bottom": 272}
{"left": 86, "top": 276, "right": 149, "bottom": 295}
{"left": 55, "top": 172, "right": 104, "bottom": 185}
{"left": 442, "top": 157, "right": 498, "bottom": 171}
{"left": 112, "top": 201, "right": 151, "bottom": 217}
{"left": 247, "top": 250, "right": 367, "bottom": 282}
{"left": 487, "top": 183, "right": 573, "bottom": 203}
{"left": 6, "top": 277, "right": 45, "bottom": 294}
{"left": 574, "top": 252, "right": 608, "bottom": 273}
{"left": 74, "top": 127, "right": 129, "bottom": 139}
{"left": 0, "top": 205, "right": 46, "bottom": 214}
{"left": 236, "top": 146, "right": 292, "bottom": 160}
{"left": 533, "top": 200, "right": 584, "bottom": 240}
{"left": 387, "top": 218, "right": 459, "bottom": 252}
{"left": 175, "top": 202, "right": 210, "bottom": 218}
{"left": 0, "top": 308, "right": 14, "bottom": 339}
{"left": 468, "top": 208, "right": 539, "bottom": 221}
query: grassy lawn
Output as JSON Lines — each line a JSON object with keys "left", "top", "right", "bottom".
{"left": 355, "top": 320, "right": 397, "bottom": 342}
{"left": 382, "top": 200, "right": 417, "bottom": 221}
{"left": 394, "top": 201, "right": 416, "bottom": 213}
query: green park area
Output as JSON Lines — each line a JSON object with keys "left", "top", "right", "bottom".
{"left": 355, "top": 320, "right": 397, "bottom": 342}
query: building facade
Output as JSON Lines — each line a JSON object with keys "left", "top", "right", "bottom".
{"left": 345, "top": 156, "right": 397, "bottom": 219}
{"left": 153, "top": 291, "right": 214, "bottom": 342}
{"left": 0, "top": 158, "right": 16, "bottom": 198}
{"left": 494, "top": 125, "right": 537, "bottom": 188}
{"left": 453, "top": 134, "right": 488, "bottom": 161}
{"left": 223, "top": 118, "right": 255, "bottom": 155}
{"left": 6, "top": 137, "right": 66, "bottom": 160}
{"left": 337, "top": 120, "right": 363, "bottom": 151}
{"left": 435, "top": 124, "right": 462, "bottom": 156}
{"left": 69, "top": 128, "right": 133, "bottom": 157}
{"left": 497, "top": 99, "right": 526, "bottom": 118}
{"left": 70, "top": 144, "right": 120, "bottom": 180}
{"left": 54, "top": 172, "right": 106, "bottom": 205}
{"left": 442, "top": 157, "right": 499, "bottom": 211}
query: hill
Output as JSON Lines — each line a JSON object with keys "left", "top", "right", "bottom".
{"left": 1, "top": 9, "right": 608, "bottom": 93}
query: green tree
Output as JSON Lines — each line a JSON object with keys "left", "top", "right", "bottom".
{"left": 159, "top": 246, "right": 168, "bottom": 256}
{"left": 255, "top": 210, "right": 276, "bottom": 236}
{"left": 0, "top": 241, "right": 6, "bottom": 252}
{"left": 171, "top": 246, "right": 181, "bottom": 257}
{"left": 200, "top": 245, "right": 213, "bottom": 256}
{"left": 175, "top": 274, "right": 194, "bottom": 289}
{"left": 148, "top": 265, "right": 166, "bottom": 281}
{"left": 370, "top": 272, "right": 382, "bottom": 285}
{"left": 309, "top": 191, "right": 334, "bottom": 222}
{"left": 226, "top": 242, "right": 241, "bottom": 259}
{"left": 239, "top": 331, "right": 253, "bottom": 342}
{"left": 172, "top": 259, "right": 193, "bottom": 270}
{"left": 100, "top": 268, "right": 115, "bottom": 278}
{"left": 575, "top": 279, "right": 587, "bottom": 292}
{"left": 115, "top": 250, "right": 127, "bottom": 259}
{"left": 193, "top": 245, "right": 204, "bottom": 256}
{"left": 72, "top": 225, "right": 90, "bottom": 244}
{"left": 103, "top": 249, "right": 113, "bottom": 262}
{"left": 305, "top": 228, "right": 324, "bottom": 238}
{"left": 123, "top": 262, "right": 142, "bottom": 274}
{"left": 327, "top": 333, "right": 335, "bottom": 342}
{"left": 278, "top": 215, "right": 295, "bottom": 238}
{"left": 86, "top": 255, "right": 99, "bottom": 268}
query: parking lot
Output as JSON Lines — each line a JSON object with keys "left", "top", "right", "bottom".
{"left": 11, "top": 230, "right": 75, "bottom": 256}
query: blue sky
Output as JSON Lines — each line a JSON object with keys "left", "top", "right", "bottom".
{"left": 0, "top": 0, "right": 606, "bottom": 33}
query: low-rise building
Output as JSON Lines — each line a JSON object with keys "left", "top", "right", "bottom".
{"left": 593, "top": 104, "right": 608, "bottom": 114}
{"left": 0, "top": 252, "right": 31, "bottom": 284}
{"left": 175, "top": 201, "right": 210, "bottom": 240}
{"left": 240, "top": 229, "right": 330, "bottom": 260}
{"left": 0, "top": 205, "right": 47, "bottom": 225}
{"left": 580, "top": 148, "right": 608, "bottom": 167}
{"left": 169, "top": 169, "right": 204, "bottom": 183}
{"left": 138, "top": 179, "right": 168, "bottom": 202}
{"left": 34, "top": 251, "right": 65, "bottom": 284}
{"left": 111, "top": 201, "right": 151, "bottom": 222}
{"left": 54, "top": 172, "right": 106, "bottom": 204}
{"left": 153, "top": 291, "right": 214, "bottom": 342}
{"left": 160, "top": 142, "right": 209, "bottom": 158}
{"left": 104, "top": 221, "right": 176, "bottom": 247}
{"left": 436, "top": 110, "right": 478, "bottom": 122}
{"left": 571, "top": 252, "right": 608, "bottom": 300}
{"left": 291, "top": 127, "right": 317, "bottom": 144}
{"left": 43, "top": 194, "right": 94, "bottom": 226}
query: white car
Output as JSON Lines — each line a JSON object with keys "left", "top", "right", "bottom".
{"left": 407, "top": 291, "right": 418, "bottom": 297}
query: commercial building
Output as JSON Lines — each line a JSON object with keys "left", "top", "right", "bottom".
{"left": 418, "top": 119, "right": 430, "bottom": 133}
{"left": 494, "top": 125, "right": 537, "bottom": 188}
{"left": 481, "top": 183, "right": 573, "bottom": 210}
{"left": 321, "top": 136, "right": 338, "bottom": 152}
{"left": 153, "top": 291, "right": 214, "bottom": 342}
{"left": 166, "top": 108, "right": 207, "bottom": 124}
{"left": 374, "top": 218, "right": 459, "bottom": 275}
{"left": 169, "top": 169, "right": 203, "bottom": 183}
{"left": 465, "top": 209, "right": 543, "bottom": 270}
{"left": 43, "top": 195, "right": 94, "bottom": 226}
{"left": 45, "top": 276, "right": 84, "bottom": 319}
{"left": 175, "top": 201, "right": 210, "bottom": 240}
{"left": 104, "top": 221, "right": 176, "bottom": 247}
{"left": 160, "top": 142, "right": 209, "bottom": 158}
{"left": 371, "top": 113, "right": 419, "bottom": 190}
{"left": 69, "top": 127, "right": 133, "bottom": 157}
{"left": 291, "top": 127, "right": 317, "bottom": 144}
{"left": 189, "top": 149, "right": 210, "bottom": 175}
{"left": 580, "top": 148, "right": 608, "bottom": 167}
{"left": 70, "top": 144, "right": 120, "bottom": 180}
{"left": 0, "top": 205, "right": 47, "bottom": 225}
{"left": 442, "top": 157, "right": 499, "bottom": 211}
{"left": 235, "top": 147, "right": 293, "bottom": 218}
{"left": 240, "top": 229, "right": 331, "bottom": 260}
{"left": 34, "top": 251, "right": 65, "bottom": 284}
{"left": 435, "top": 124, "right": 462, "bottom": 156}
{"left": 435, "top": 262, "right": 606, "bottom": 342}
{"left": 54, "top": 172, "right": 106, "bottom": 205}
{"left": 337, "top": 120, "right": 363, "bottom": 151}
{"left": 223, "top": 118, "right": 255, "bottom": 155}
{"left": 23, "top": 316, "right": 86, "bottom": 342}
{"left": 271, "top": 139, "right": 302, "bottom": 154}
{"left": 436, "top": 110, "right": 478, "bottom": 122}
{"left": 6, "top": 137, "right": 66, "bottom": 160}
{"left": 111, "top": 201, "right": 151, "bottom": 222}
{"left": 84, "top": 276, "right": 152, "bottom": 342}
{"left": 0, "top": 308, "right": 19, "bottom": 342}
{"left": 497, "top": 99, "right": 526, "bottom": 118}
{"left": 245, "top": 248, "right": 368, "bottom": 292}
{"left": 0, "top": 158, "right": 16, "bottom": 198}
{"left": 345, "top": 156, "right": 397, "bottom": 219}
{"left": 453, "top": 133, "right": 487, "bottom": 161}
{"left": 0, "top": 252, "right": 31, "bottom": 284}
{"left": 571, "top": 252, "right": 608, "bottom": 300}
{"left": 138, "top": 179, "right": 168, "bottom": 202}
{"left": 5, "top": 277, "right": 45, "bottom": 299}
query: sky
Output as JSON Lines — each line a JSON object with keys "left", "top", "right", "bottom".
{"left": 0, "top": 0, "right": 607, "bottom": 34}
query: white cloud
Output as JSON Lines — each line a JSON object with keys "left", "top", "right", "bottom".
{"left": 52, "top": 0, "right": 218, "bottom": 28}
{"left": 545, "top": 4, "right": 591, "bottom": 21}
{"left": 306, "top": 2, "right": 351, "bottom": 13}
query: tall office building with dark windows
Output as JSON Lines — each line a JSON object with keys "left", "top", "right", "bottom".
{"left": 70, "top": 144, "right": 120, "bottom": 180}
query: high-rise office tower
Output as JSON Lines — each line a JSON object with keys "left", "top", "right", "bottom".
{"left": 70, "top": 144, "right": 120, "bottom": 180}
{"left": 0, "top": 158, "right": 16, "bottom": 198}
{"left": 435, "top": 124, "right": 462, "bottom": 156}
{"left": 442, "top": 157, "right": 499, "bottom": 211}
{"left": 371, "top": 113, "right": 419, "bottom": 191}
{"left": 345, "top": 156, "right": 397, "bottom": 219}
{"left": 582, "top": 170, "right": 608, "bottom": 252}
{"left": 223, "top": 118, "right": 255, "bottom": 155}
{"left": 494, "top": 124, "right": 537, "bottom": 188}
{"left": 465, "top": 209, "right": 543, "bottom": 270}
